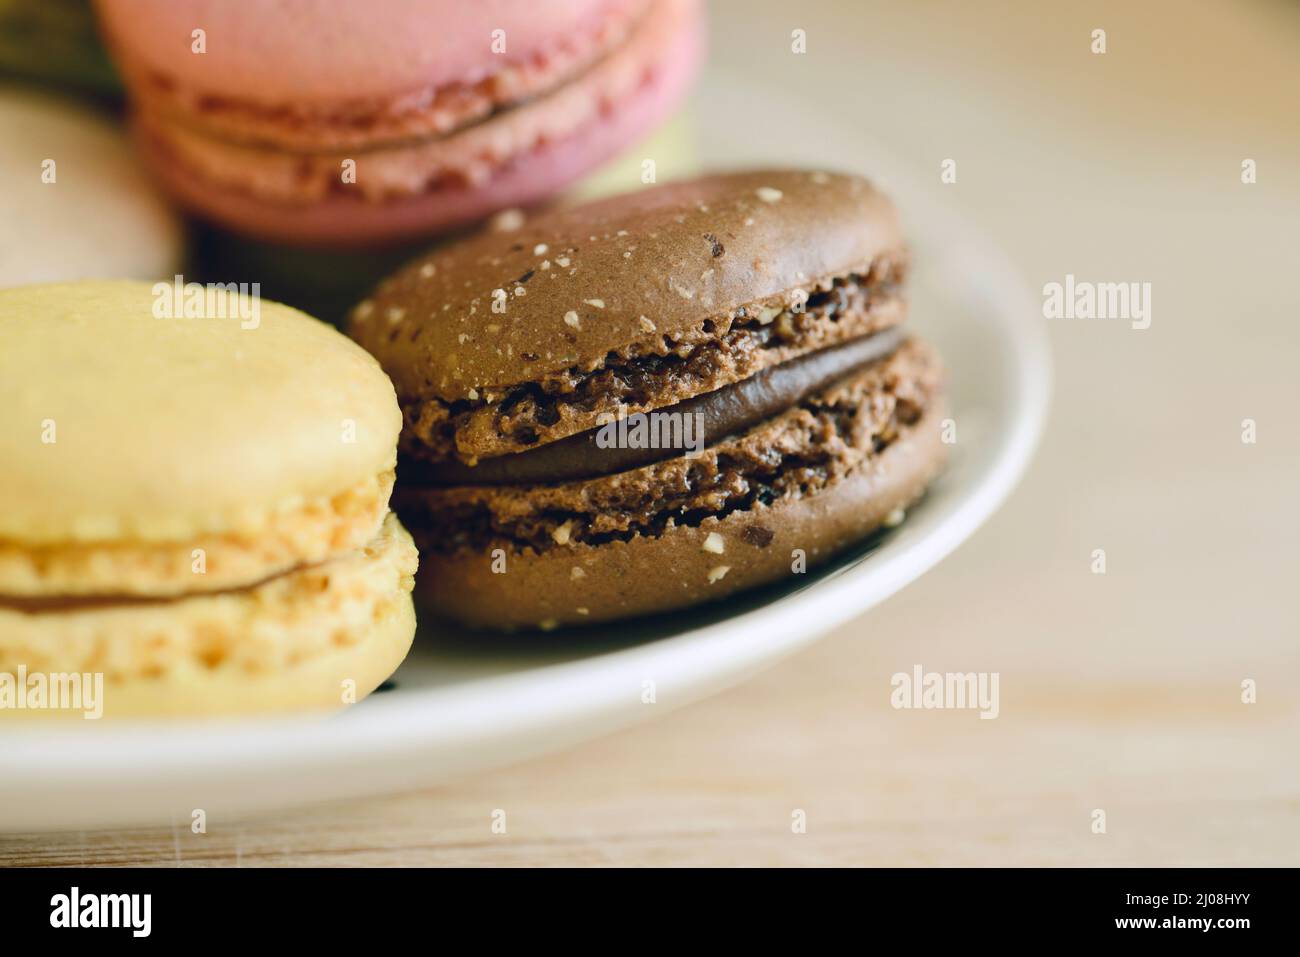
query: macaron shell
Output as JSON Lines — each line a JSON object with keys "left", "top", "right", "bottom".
{"left": 352, "top": 169, "right": 901, "bottom": 402}
{"left": 108, "top": 0, "right": 649, "bottom": 152}
{"left": 0, "top": 86, "right": 180, "bottom": 286}
{"left": 0, "top": 281, "right": 400, "bottom": 545}
{"left": 130, "top": 0, "right": 704, "bottom": 245}
{"left": 95, "top": 0, "right": 643, "bottom": 105}
{"left": 416, "top": 403, "right": 947, "bottom": 630}
{"left": 84, "top": 593, "right": 415, "bottom": 718}
{"left": 0, "top": 513, "right": 418, "bottom": 718}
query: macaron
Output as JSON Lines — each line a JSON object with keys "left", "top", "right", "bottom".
{"left": 0, "top": 85, "right": 182, "bottom": 286}
{"left": 96, "top": 0, "right": 705, "bottom": 246}
{"left": 0, "top": 281, "right": 416, "bottom": 717}
{"left": 0, "top": 0, "right": 119, "bottom": 94}
{"left": 348, "top": 170, "right": 947, "bottom": 629}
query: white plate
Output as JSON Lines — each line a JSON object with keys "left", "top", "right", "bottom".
{"left": 0, "top": 70, "right": 1050, "bottom": 831}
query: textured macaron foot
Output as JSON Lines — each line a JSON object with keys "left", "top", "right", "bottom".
{"left": 0, "top": 281, "right": 417, "bottom": 716}
{"left": 401, "top": 339, "right": 945, "bottom": 628}
{"left": 351, "top": 169, "right": 947, "bottom": 629}
{"left": 0, "top": 514, "right": 418, "bottom": 718}
{"left": 0, "top": 468, "right": 395, "bottom": 598}
{"left": 101, "top": 0, "right": 704, "bottom": 245}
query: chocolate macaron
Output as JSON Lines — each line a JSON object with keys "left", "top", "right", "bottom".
{"left": 349, "top": 170, "right": 946, "bottom": 629}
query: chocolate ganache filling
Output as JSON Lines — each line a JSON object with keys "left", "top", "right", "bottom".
{"left": 404, "top": 327, "right": 906, "bottom": 487}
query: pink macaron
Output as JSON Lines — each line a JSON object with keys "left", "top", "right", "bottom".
{"left": 95, "top": 0, "right": 705, "bottom": 246}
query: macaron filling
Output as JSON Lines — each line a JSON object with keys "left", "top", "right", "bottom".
{"left": 403, "top": 327, "right": 906, "bottom": 486}
{"left": 0, "top": 552, "right": 350, "bottom": 613}
{"left": 395, "top": 336, "right": 942, "bottom": 555}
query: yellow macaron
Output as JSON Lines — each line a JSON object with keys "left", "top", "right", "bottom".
{"left": 0, "top": 280, "right": 417, "bottom": 718}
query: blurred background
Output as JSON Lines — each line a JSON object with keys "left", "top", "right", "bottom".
{"left": 3, "top": 0, "right": 1297, "bottom": 864}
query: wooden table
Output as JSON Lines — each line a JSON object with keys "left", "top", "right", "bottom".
{"left": 4, "top": 0, "right": 1298, "bottom": 866}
